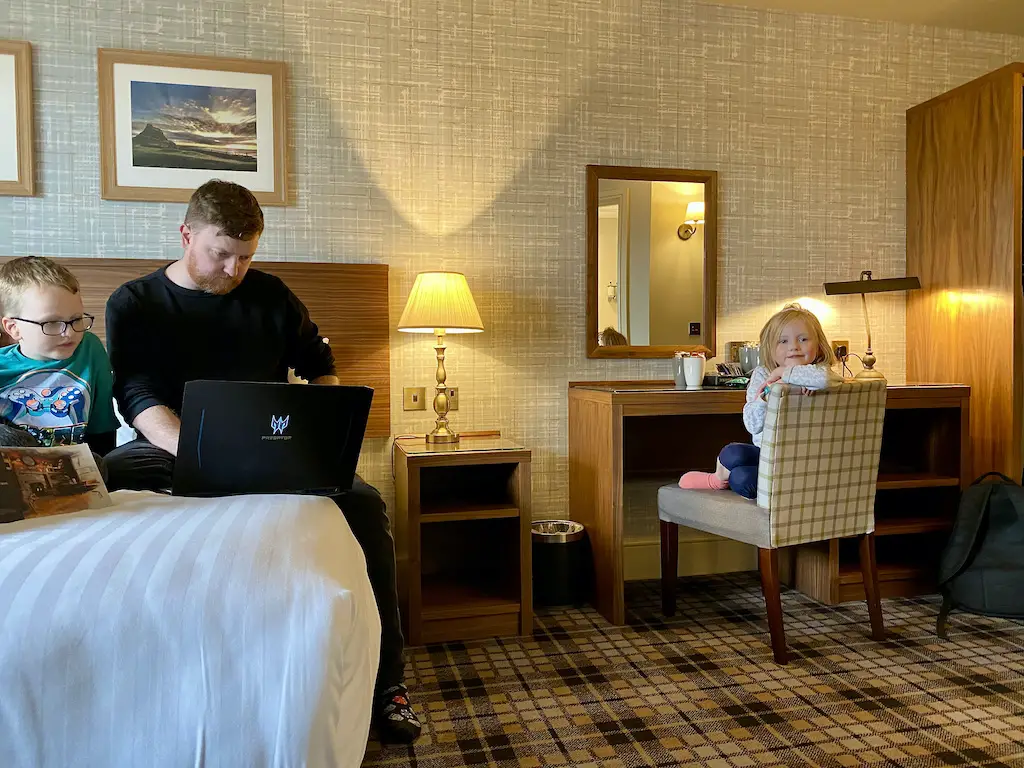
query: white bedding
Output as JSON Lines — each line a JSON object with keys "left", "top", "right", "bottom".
{"left": 0, "top": 490, "right": 380, "bottom": 768}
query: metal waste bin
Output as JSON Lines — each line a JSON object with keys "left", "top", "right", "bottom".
{"left": 532, "top": 520, "right": 591, "bottom": 607}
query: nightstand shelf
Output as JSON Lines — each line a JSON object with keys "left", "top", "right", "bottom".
{"left": 420, "top": 502, "right": 520, "bottom": 523}
{"left": 394, "top": 432, "right": 532, "bottom": 646}
{"left": 421, "top": 576, "right": 520, "bottom": 619}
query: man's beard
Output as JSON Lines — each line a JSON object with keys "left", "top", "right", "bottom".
{"left": 186, "top": 252, "right": 243, "bottom": 295}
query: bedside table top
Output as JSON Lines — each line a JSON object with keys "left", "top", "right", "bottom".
{"left": 395, "top": 435, "right": 525, "bottom": 457}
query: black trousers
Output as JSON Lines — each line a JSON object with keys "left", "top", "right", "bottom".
{"left": 105, "top": 439, "right": 406, "bottom": 692}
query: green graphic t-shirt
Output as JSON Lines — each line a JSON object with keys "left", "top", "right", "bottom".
{"left": 0, "top": 332, "right": 119, "bottom": 446}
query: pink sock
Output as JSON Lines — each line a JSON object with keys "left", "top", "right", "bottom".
{"left": 679, "top": 471, "right": 729, "bottom": 490}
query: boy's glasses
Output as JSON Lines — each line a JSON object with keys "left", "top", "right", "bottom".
{"left": 11, "top": 314, "right": 95, "bottom": 336}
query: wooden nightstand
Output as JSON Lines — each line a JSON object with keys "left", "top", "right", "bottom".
{"left": 394, "top": 432, "right": 532, "bottom": 646}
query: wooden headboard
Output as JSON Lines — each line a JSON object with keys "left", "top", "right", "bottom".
{"left": 0, "top": 258, "right": 392, "bottom": 438}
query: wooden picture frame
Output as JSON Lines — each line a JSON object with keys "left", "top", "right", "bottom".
{"left": 97, "top": 48, "right": 289, "bottom": 206}
{"left": 0, "top": 40, "right": 36, "bottom": 197}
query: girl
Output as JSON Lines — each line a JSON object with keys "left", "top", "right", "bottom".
{"left": 680, "top": 303, "right": 840, "bottom": 499}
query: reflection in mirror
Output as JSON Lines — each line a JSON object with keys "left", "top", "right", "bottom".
{"left": 597, "top": 192, "right": 629, "bottom": 343}
{"left": 597, "top": 179, "right": 706, "bottom": 347}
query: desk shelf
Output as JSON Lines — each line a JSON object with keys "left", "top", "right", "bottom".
{"left": 791, "top": 403, "right": 968, "bottom": 604}
{"left": 875, "top": 473, "right": 960, "bottom": 490}
{"left": 834, "top": 533, "right": 945, "bottom": 602}
{"left": 873, "top": 516, "right": 954, "bottom": 536}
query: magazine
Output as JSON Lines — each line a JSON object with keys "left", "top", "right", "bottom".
{"left": 0, "top": 444, "right": 112, "bottom": 524}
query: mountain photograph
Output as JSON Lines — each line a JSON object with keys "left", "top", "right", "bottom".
{"left": 129, "top": 81, "right": 258, "bottom": 172}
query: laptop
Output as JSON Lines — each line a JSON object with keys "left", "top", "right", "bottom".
{"left": 172, "top": 380, "right": 373, "bottom": 498}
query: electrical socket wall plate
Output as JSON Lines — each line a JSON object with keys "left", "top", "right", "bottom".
{"left": 446, "top": 386, "right": 459, "bottom": 410}
{"left": 831, "top": 340, "right": 850, "bottom": 362}
{"left": 403, "top": 386, "right": 427, "bottom": 411}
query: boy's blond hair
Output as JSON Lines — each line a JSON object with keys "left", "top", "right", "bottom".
{"left": 0, "top": 257, "right": 81, "bottom": 316}
{"left": 758, "top": 303, "right": 836, "bottom": 370}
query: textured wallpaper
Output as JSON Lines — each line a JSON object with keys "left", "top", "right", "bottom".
{"left": 2, "top": 0, "right": 1023, "bottom": 522}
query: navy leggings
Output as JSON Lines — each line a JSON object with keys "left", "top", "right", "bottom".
{"left": 720, "top": 442, "right": 760, "bottom": 499}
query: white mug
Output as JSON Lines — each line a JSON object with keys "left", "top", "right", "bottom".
{"left": 673, "top": 357, "right": 687, "bottom": 389}
{"left": 683, "top": 356, "right": 704, "bottom": 389}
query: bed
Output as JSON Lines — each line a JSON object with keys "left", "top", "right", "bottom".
{"left": 0, "top": 258, "right": 392, "bottom": 767}
{"left": 0, "top": 491, "right": 381, "bottom": 767}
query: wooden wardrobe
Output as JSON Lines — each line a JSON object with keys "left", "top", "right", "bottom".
{"left": 906, "top": 63, "right": 1024, "bottom": 481}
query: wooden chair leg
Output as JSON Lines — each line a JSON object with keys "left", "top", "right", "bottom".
{"left": 660, "top": 520, "right": 678, "bottom": 616}
{"left": 859, "top": 532, "right": 886, "bottom": 641}
{"left": 758, "top": 548, "right": 788, "bottom": 664}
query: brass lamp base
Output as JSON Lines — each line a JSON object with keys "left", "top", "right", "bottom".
{"left": 854, "top": 349, "right": 887, "bottom": 381}
{"left": 426, "top": 427, "right": 459, "bottom": 444}
{"left": 855, "top": 367, "right": 886, "bottom": 381}
{"left": 425, "top": 329, "right": 459, "bottom": 444}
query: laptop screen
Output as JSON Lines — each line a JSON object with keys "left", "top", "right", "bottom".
{"left": 173, "top": 381, "right": 372, "bottom": 498}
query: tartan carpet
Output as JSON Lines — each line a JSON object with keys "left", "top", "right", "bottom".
{"left": 363, "top": 575, "right": 1024, "bottom": 767}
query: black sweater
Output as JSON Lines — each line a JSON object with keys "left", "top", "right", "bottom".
{"left": 106, "top": 268, "right": 335, "bottom": 425}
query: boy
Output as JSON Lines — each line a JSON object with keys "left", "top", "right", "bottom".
{"left": 0, "top": 257, "right": 118, "bottom": 454}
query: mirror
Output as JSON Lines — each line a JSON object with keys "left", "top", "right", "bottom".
{"left": 586, "top": 165, "right": 717, "bottom": 358}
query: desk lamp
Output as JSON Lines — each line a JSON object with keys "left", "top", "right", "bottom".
{"left": 823, "top": 270, "right": 920, "bottom": 380}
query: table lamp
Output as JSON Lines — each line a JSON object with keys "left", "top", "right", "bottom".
{"left": 398, "top": 271, "right": 484, "bottom": 444}
{"left": 823, "top": 270, "right": 921, "bottom": 380}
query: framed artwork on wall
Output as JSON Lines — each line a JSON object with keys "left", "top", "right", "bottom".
{"left": 0, "top": 39, "right": 36, "bottom": 197}
{"left": 97, "top": 48, "right": 289, "bottom": 206}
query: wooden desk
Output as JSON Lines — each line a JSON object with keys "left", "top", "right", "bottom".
{"left": 568, "top": 381, "right": 971, "bottom": 626}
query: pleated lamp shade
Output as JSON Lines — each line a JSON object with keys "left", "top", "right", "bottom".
{"left": 397, "top": 272, "right": 484, "bottom": 334}
{"left": 684, "top": 201, "right": 705, "bottom": 224}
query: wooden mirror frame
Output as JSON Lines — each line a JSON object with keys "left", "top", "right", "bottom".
{"left": 585, "top": 165, "right": 718, "bottom": 359}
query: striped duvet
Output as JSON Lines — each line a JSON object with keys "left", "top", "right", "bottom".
{"left": 0, "top": 490, "right": 380, "bottom": 768}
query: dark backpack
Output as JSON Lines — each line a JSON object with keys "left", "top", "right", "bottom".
{"left": 936, "top": 472, "right": 1024, "bottom": 638}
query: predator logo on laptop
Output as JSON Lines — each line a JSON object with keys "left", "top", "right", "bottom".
{"left": 263, "top": 414, "right": 292, "bottom": 441}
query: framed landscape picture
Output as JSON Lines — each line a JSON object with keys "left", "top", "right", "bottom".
{"left": 0, "top": 39, "right": 36, "bottom": 197}
{"left": 97, "top": 48, "right": 289, "bottom": 205}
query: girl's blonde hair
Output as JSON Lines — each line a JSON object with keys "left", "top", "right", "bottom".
{"left": 758, "top": 303, "right": 836, "bottom": 370}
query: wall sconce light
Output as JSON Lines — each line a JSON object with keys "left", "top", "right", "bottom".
{"left": 607, "top": 282, "right": 617, "bottom": 300}
{"left": 677, "top": 201, "right": 705, "bottom": 241}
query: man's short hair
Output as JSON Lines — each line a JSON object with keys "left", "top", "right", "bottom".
{"left": 599, "top": 326, "right": 628, "bottom": 346}
{"left": 0, "top": 256, "right": 81, "bottom": 316}
{"left": 184, "top": 179, "right": 265, "bottom": 241}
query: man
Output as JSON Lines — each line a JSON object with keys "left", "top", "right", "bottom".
{"left": 104, "top": 180, "right": 421, "bottom": 744}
